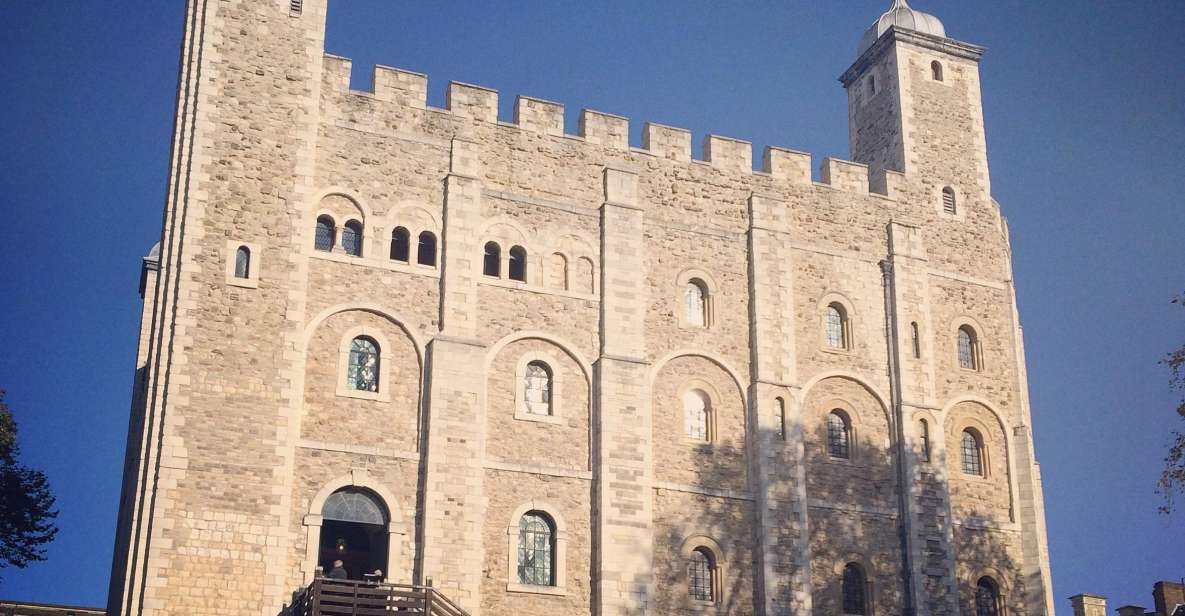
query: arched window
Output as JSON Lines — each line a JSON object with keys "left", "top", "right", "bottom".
{"left": 318, "top": 488, "right": 390, "bottom": 579}
{"left": 942, "top": 187, "right": 957, "bottom": 215}
{"left": 919, "top": 419, "right": 931, "bottom": 462}
{"left": 547, "top": 253, "right": 568, "bottom": 290}
{"left": 931, "top": 60, "right": 944, "bottom": 82}
{"left": 958, "top": 325, "right": 979, "bottom": 370}
{"left": 483, "top": 242, "right": 501, "bottom": 277}
{"left": 347, "top": 337, "right": 379, "bottom": 392}
{"left": 322, "top": 488, "right": 388, "bottom": 526}
{"left": 776, "top": 397, "right": 787, "bottom": 441}
{"left": 390, "top": 227, "right": 410, "bottom": 262}
{"left": 961, "top": 429, "right": 984, "bottom": 476}
{"left": 342, "top": 220, "right": 363, "bottom": 257}
{"left": 575, "top": 257, "right": 594, "bottom": 294}
{"left": 684, "top": 280, "right": 708, "bottom": 328}
{"left": 975, "top": 577, "right": 1001, "bottom": 616}
{"left": 827, "top": 411, "right": 851, "bottom": 459}
{"left": 417, "top": 231, "right": 437, "bottom": 267}
{"left": 683, "top": 389, "right": 711, "bottom": 442}
{"left": 234, "top": 246, "right": 251, "bottom": 279}
{"left": 910, "top": 321, "right": 921, "bottom": 359}
{"left": 825, "top": 303, "right": 848, "bottom": 349}
{"left": 523, "top": 361, "right": 553, "bottom": 416}
{"left": 517, "top": 512, "right": 555, "bottom": 586}
{"left": 687, "top": 547, "right": 717, "bottom": 603}
{"left": 315, "top": 216, "right": 335, "bottom": 252}
{"left": 509, "top": 245, "right": 527, "bottom": 282}
{"left": 842, "top": 563, "right": 868, "bottom": 615}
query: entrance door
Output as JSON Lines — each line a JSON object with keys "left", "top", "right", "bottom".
{"left": 317, "top": 488, "right": 390, "bottom": 581}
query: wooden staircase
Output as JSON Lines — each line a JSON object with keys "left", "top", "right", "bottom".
{"left": 281, "top": 578, "right": 469, "bottom": 616}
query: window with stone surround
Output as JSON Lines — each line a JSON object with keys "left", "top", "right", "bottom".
{"left": 975, "top": 576, "right": 1001, "bottom": 616}
{"left": 342, "top": 220, "right": 363, "bottom": 257}
{"left": 825, "top": 303, "right": 850, "bottom": 350}
{"left": 919, "top": 419, "right": 931, "bottom": 462}
{"left": 910, "top": 321, "right": 921, "bottom": 358}
{"left": 942, "top": 187, "right": 958, "bottom": 215}
{"left": 958, "top": 325, "right": 979, "bottom": 370}
{"left": 347, "top": 337, "right": 379, "bottom": 393}
{"left": 776, "top": 397, "right": 787, "bottom": 441}
{"left": 234, "top": 246, "right": 251, "bottom": 279}
{"left": 827, "top": 410, "right": 852, "bottom": 459}
{"left": 315, "top": 215, "right": 335, "bottom": 252}
{"left": 516, "top": 512, "right": 555, "bottom": 586}
{"left": 483, "top": 241, "right": 501, "bottom": 277}
{"left": 684, "top": 280, "right": 708, "bottom": 328}
{"left": 509, "top": 245, "right": 527, "bottom": 282}
{"left": 522, "top": 361, "right": 552, "bottom": 416}
{"left": 931, "top": 60, "right": 944, "bottom": 82}
{"left": 390, "top": 227, "right": 410, "bottom": 262}
{"left": 687, "top": 547, "right": 717, "bottom": 603}
{"left": 417, "top": 231, "right": 437, "bottom": 267}
{"left": 960, "top": 429, "right": 984, "bottom": 476}
{"left": 683, "top": 389, "right": 712, "bottom": 442}
{"left": 842, "top": 563, "right": 868, "bottom": 615}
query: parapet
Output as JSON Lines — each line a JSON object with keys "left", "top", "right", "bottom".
{"left": 322, "top": 53, "right": 909, "bottom": 200}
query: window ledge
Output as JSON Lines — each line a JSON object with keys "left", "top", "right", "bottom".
{"left": 334, "top": 386, "right": 390, "bottom": 403}
{"left": 227, "top": 277, "right": 258, "bottom": 289}
{"left": 309, "top": 250, "right": 441, "bottom": 278}
{"left": 819, "top": 346, "right": 854, "bottom": 356}
{"left": 506, "top": 583, "right": 567, "bottom": 596}
{"left": 514, "top": 410, "right": 565, "bottom": 425}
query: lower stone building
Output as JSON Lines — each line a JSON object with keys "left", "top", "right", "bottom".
{"left": 107, "top": 0, "right": 1056, "bottom": 614}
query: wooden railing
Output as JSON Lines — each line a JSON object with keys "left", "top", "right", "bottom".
{"left": 281, "top": 578, "right": 469, "bottom": 616}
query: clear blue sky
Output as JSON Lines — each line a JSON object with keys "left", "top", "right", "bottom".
{"left": 0, "top": 0, "right": 1181, "bottom": 611}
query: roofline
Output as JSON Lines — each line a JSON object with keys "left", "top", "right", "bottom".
{"left": 840, "top": 26, "right": 986, "bottom": 87}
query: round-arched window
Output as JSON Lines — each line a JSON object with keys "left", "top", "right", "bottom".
{"left": 321, "top": 488, "right": 388, "bottom": 525}
{"left": 347, "top": 337, "right": 380, "bottom": 392}
{"left": 517, "top": 512, "right": 555, "bottom": 586}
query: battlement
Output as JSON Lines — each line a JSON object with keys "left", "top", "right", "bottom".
{"left": 324, "top": 55, "right": 906, "bottom": 200}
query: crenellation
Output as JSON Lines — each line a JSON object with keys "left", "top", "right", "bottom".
{"left": 702, "top": 134, "right": 753, "bottom": 173}
{"left": 446, "top": 80, "right": 498, "bottom": 123}
{"left": 577, "top": 109, "right": 629, "bottom": 150}
{"left": 762, "top": 146, "right": 813, "bottom": 185}
{"left": 113, "top": 3, "right": 1054, "bottom": 616}
{"left": 641, "top": 122, "right": 692, "bottom": 163}
{"left": 372, "top": 64, "right": 427, "bottom": 108}
{"left": 513, "top": 95, "right": 565, "bottom": 137}
{"left": 819, "top": 157, "right": 870, "bottom": 194}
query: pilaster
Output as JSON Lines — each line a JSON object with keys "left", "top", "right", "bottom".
{"left": 419, "top": 139, "right": 489, "bottom": 613}
{"left": 595, "top": 166, "right": 654, "bottom": 615}
{"left": 746, "top": 193, "right": 810, "bottom": 615}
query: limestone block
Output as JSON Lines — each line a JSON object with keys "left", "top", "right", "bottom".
{"left": 446, "top": 81, "right": 498, "bottom": 122}
{"left": 513, "top": 96, "right": 564, "bottom": 136}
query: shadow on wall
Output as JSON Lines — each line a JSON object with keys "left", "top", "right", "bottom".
{"left": 645, "top": 412, "right": 1023, "bottom": 615}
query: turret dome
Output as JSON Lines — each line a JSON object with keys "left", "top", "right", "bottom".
{"left": 856, "top": 0, "right": 946, "bottom": 58}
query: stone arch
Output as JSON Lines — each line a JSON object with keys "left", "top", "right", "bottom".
{"left": 800, "top": 374, "right": 895, "bottom": 509}
{"left": 300, "top": 305, "right": 425, "bottom": 452}
{"left": 650, "top": 352, "right": 748, "bottom": 492}
{"left": 941, "top": 397, "right": 1014, "bottom": 523}
{"left": 484, "top": 332, "right": 592, "bottom": 471}
{"left": 300, "top": 469, "right": 409, "bottom": 584}
{"left": 649, "top": 350, "right": 747, "bottom": 403}
{"left": 311, "top": 187, "right": 374, "bottom": 222}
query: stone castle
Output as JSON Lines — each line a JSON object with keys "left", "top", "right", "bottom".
{"left": 108, "top": 0, "right": 1056, "bottom": 614}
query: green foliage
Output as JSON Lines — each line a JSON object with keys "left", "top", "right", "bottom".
{"left": 0, "top": 390, "right": 59, "bottom": 577}
{"left": 1159, "top": 296, "right": 1185, "bottom": 514}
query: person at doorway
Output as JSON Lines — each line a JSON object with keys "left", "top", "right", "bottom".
{"left": 326, "top": 560, "right": 348, "bottom": 580}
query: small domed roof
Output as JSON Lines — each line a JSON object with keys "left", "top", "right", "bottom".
{"left": 856, "top": 0, "right": 946, "bottom": 58}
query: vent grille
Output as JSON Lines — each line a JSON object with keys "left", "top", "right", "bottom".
{"left": 942, "top": 188, "right": 957, "bottom": 214}
{"left": 289, "top": 0, "right": 302, "bottom": 15}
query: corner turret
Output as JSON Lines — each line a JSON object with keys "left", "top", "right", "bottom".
{"left": 841, "top": 0, "right": 991, "bottom": 215}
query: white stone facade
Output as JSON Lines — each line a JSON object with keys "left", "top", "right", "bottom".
{"left": 107, "top": 1, "right": 1056, "bottom": 615}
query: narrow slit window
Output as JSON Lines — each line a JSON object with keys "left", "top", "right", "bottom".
{"left": 417, "top": 231, "right": 437, "bottom": 267}
{"left": 685, "top": 280, "right": 708, "bottom": 328}
{"left": 942, "top": 187, "right": 957, "bottom": 214}
{"left": 390, "top": 227, "right": 410, "bottom": 262}
{"left": 919, "top": 419, "right": 931, "bottom": 462}
{"left": 509, "top": 245, "right": 527, "bottom": 282}
{"left": 776, "top": 397, "right": 787, "bottom": 442}
{"left": 931, "top": 60, "right": 944, "bottom": 82}
{"left": 234, "top": 246, "right": 251, "bottom": 279}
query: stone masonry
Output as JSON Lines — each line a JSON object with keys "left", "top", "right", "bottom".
{"left": 107, "top": 1, "right": 1056, "bottom": 615}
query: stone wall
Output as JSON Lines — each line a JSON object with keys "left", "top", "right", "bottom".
{"left": 109, "top": 3, "right": 1055, "bottom": 616}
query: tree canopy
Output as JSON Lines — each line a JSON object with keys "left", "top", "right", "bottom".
{"left": 1159, "top": 295, "right": 1185, "bottom": 514}
{"left": 0, "top": 390, "right": 58, "bottom": 577}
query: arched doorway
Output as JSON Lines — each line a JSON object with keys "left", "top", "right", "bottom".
{"left": 318, "top": 488, "right": 389, "bottom": 581}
